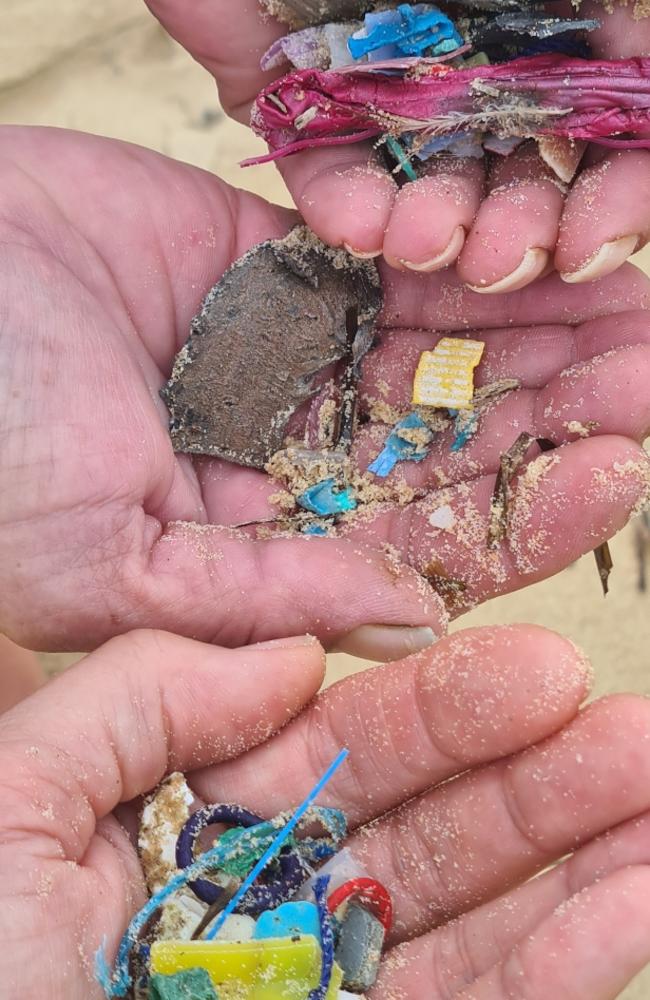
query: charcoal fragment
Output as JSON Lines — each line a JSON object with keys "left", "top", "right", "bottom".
{"left": 161, "top": 227, "right": 382, "bottom": 469}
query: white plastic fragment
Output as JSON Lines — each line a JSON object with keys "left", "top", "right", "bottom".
{"left": 214, "top": 914, "right": 257, "bottom": 942}
{"left": 294, "top": 847, "right": 369, "bottom": 901}
{"left": 139, "top": 772, "right": 194, "bottom": 894}
{"left": 428, "top": 504, "right": 455, "bottom": 530}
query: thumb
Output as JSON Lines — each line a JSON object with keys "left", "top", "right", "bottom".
{"left": 0, "top": 630, "right": 325, "bottom": 859}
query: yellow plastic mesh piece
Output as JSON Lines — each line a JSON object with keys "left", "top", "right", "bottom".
{"left": 412, "top": 337, "right": 485, "bottom": 410}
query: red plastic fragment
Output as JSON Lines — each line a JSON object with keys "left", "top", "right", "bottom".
{"left": 327, "top": 877, "right": 393, "bottom": 932}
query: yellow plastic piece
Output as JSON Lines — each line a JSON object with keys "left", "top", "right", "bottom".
{"left": 412, "top": 337, "right": 485, "bottom": 410}
{"left": 150, "top": 937, "right": 343, "bottom": 1000}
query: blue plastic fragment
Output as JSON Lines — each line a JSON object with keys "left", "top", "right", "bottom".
{"left": 302, "top": 523, "right": 330, "bottom": 536}
{"left": 297, "top": 478, "right": 357, "bottom": 516}
{"left": 368, "top": 412, "right": 434, "bottom": 478}
{"left": 449, "top": 409, "right": 479, "bottom": 452}
{"left": 348, "top": 4, "right": 463, "bottom": 62}
{"left": 254, "top": 901, "right": 322, "bottom": 942}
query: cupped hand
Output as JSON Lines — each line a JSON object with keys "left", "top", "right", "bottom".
{"left": 145, "top": 0, "right": 650, "bottom": 290}
{"left": 3, "top": 626, "right": 650, "bottom": 999}
{"left": 2, "top": 125, "right": 650, "bottom": 659}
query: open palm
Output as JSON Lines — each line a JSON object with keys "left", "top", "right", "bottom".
{"left": 146, "top": 0, "right": 650, "bottom": 289}
{"left": 3, "top": 627, "right": 650, "bottom": 1000}
{"left": 1, "top": 125, "right": 650, "bottom": 658}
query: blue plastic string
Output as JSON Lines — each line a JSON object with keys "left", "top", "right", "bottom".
{"left": 308, "top": 876, "right": 335, "bottom": 1000}
{"left": 204, "top": 749, "right": 350, "bottom": 940}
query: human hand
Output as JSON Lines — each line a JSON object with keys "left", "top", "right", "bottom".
{"left": 146, "top": 0, "right": 650, "bottom": 290}
{"left": 3, "top": 625, "right": 650, "bottom": 999}
{"left": 2, "top": 125, "right": 650, "bottom": 660}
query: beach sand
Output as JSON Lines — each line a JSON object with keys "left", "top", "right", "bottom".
{"left": 3, "top": 3, "right": 650, "bottom": 995}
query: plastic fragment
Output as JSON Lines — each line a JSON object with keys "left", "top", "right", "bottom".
{"left": 148, "top": 968, "right": 218, "bottom": 1000}
{"left": 261, "top": 24, "right": 357, "bottom": 71}
{"left": 428, "top": 505, "right": 455, "bottom": 529}
{"left": 151, "top": 937, "right": 324, "bottom": 998}
{"left": 348, "top": 5, "right": 464, "bottom": 61}
{"left": 250, "top": 56, "right": 650, "bottom": 166}
{"left": 449, "top": 408, "right": 479, "bottom": 452}
{"left": 212, "top": 915, "right": 256, "bottom": 942}
{"left": 297, "top": 478, "right": 358, "bottom": 516}
{"left": 296, "top": 848, "right": 369, "bottom": 902}
{"left": 368, "top": 412, "right": 434, "bottom": 477}
{"left": 254, "top": 901, "right": 322, "bottom": 941}
{"left": 334, "top": 904, "right": 386, "bottom": 993}
{"left": 308, "top": 877, "right": 337, "bottom": 1000}
{"left": 412, "top": 338, "right": 485, "bottom": 410}
{"left": 384, "top": 134, "right": 418, "bottom": 180}
{"left": 302, "top": 523, "right": 331, "bottom": 535}
{"left": 327, "top": 878, "right": 393, "bottom": 933}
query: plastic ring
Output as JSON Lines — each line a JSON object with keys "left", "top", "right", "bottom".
{"left": 326, "top": 877, "right": 393, "bottom": 932}
{"left": 176, "top": 803, "right": 306, "bottom": 913}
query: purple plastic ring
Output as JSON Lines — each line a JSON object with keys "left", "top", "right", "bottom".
{"left": 176, "top": 804, "right": 307, "bottom": 913}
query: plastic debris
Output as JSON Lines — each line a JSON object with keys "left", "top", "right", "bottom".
{"left": 327, "top": 878, "right": 393, "bottom": 933}
{"left": 249, "top": 56, "right": 650, "bottom": 165}
{"left": 488, "top": 432, "right": 555, "bottom": 549}
{"left": 428, "top": 505, "right": 455, "bottom": 529}
{"left": 297, "top": 478, "right": 358, "bottom": 516}
{"left": 595, "top": 541, "right": 613, "bottom": 597}
{"left": 412, "top": 338, "right": 485, "bottom": 410}
{"left": 384, "top": 134, "right": 418, "bottom": 180}
{"left": 334, "top": 904, "right": 386, "bottom": 993}
{"left": 348, "top": 5, "right": 464, "bottom": 62}
{"left": 148, "top": 968, "right": 218, "bottom": 1000}
{"left": 254, "top": 901, "right": 322, "bottom": 941}
{"left": 162, "top": 227, "right": 381, "bottom": 469}
{"left": 368, "top": 412, "right": 434, "bottom": 477}
{"left": 449, "top": 408, "right": 479, "bottom": 452}
{"left": 302, "top": 522, "right": 331, "bottom": 536}
{"left": 295, "top": 848, "right": 369, "bottom": 902}
{"left": 212, "top": 915, "right": 256, "bottom": 942}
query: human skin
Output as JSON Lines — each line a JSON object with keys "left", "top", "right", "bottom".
{"left": 144, "top": 0, "right": 650, "bottom": 290}
{"left": 2, "top": 625, "right": 650, "bottom": 999}
{"left": 1, "top": 125, "right": 650, "bottom": 661}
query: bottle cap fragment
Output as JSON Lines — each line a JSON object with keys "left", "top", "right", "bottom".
{"left": 412, "top": 337, "right": 485, "bottom": 409}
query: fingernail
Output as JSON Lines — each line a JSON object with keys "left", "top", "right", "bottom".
{"left": 560, "top": 235, "right": 640, "bottom": 284}
{"left": 402, "top": 225, "right": 466, "bottom": 273}
{"left": 331, "top": 624, "right": 436, "bottom": 662}
{"left": 467, "top": 247, "right": 550, "bottom": 294}
{"left": 344, "top": 242, "right": 383, "bottom": 259}
{"left": 252, "top": 635, "right": 320, "bottom": 651}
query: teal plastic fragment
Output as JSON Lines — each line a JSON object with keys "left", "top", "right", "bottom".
{"left": 149, "top": 968, "right": 218, "bottom": 1000}
{"left": 449, "top": 409, "right": 479, "bottom": 452}
{"left": 368, "top": 412, "right": 434, "bottom": 477}
{"left": 348, "top": 4, "right": 463, "bottom": 62}
{"left": 384, "top": 135, "right": 417, "bottom": 181}
{"left": 254, "top": 901, "right": 322, "bottom": 942}
{"left": 297, "top": 479, "right": 357, "bottom": 516}
{"left": 302, "top": 523, "right": 330, "bottom": 536}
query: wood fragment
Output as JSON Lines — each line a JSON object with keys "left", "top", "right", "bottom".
{"left": 162, "top": 226, "right": 382, "bottom": 469}
{"left": 594, "top": 541, "right": 613, "bottom": 597}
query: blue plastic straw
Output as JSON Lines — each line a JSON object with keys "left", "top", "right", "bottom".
{"left": 204, "top": 748, "right": 349, "bottom": 940}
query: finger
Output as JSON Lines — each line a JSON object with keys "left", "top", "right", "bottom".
{"left": 360, "top": 311, "right": 650, "bottom": 409}
{"left": 349, "top": 694, "right": 650, "bottom": 940}
{"left": 382, "top": 159, "right": 484, "bottom": 272}
{"left": 380, "top": 261, "right": 650, "bottom": 332}
{"left": 0, "top": 630, "right": 325, "bottom": 858}
{"left": 376, "top": 867, "right": 650, "bottom": 1000}
{"left": 456, "top": 143, "right": 564, "bottom": 294}
{"left": 385, "top": 810, "right": 650, "bottom": 998}
{"left": 346, "top": 436, "right": 650, "bottom": 612}
{"left": 143, "top": 0, "right": 282, "bottom": 121}
{"left": 353, "top": 344, "right": 650, "bottom": 492}
{"left": 453, "top": 868, "right": 650, "bottom": 1000}
{"left": 277, "top": 145, "right": 397, "bottom": 257}
{"left": 556, "top": 151, "right": 650, "bottom": 283}
{"left": 190, "top": 625, "right": 591, "bottom": 823}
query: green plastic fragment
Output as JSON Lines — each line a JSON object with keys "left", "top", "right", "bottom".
{"left": 149, "top": 968, "right": 219, "bottom": 1000}
{"left": 217, "top": 826, "right": 297, "bottom": 879}
{"left": 384, "top": 135, "right": 417, "bottom": 182}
